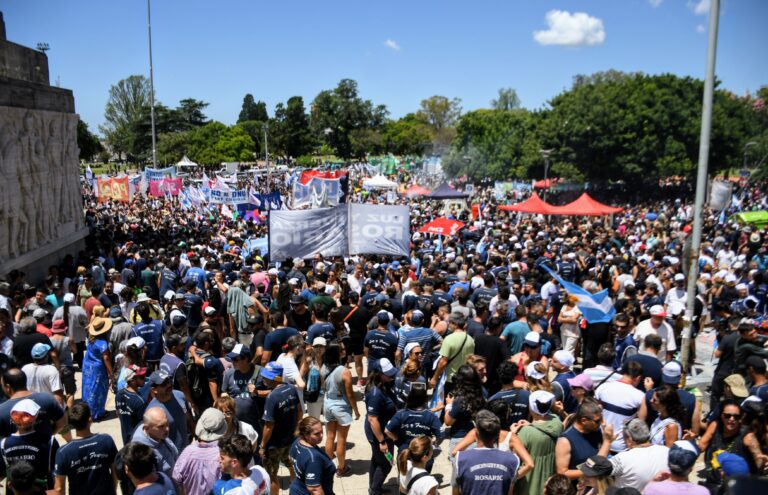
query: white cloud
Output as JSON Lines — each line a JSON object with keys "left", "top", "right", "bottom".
{"left": 649, "top": 0, "right": 663, "bottom": 7}
{"left": 696, "top": 24, "right": 706, "bottom": 33}
{"left": 688, "top": 0, "right": 710, "bottom": 15}
{"left": 383, "top": 39, "right": 400, "bottom": 51}
{"left": 533, "top": 10, "right": 606, "bottom": 47}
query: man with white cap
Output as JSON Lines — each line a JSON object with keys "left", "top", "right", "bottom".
{"left": 0, "top": 398, "right": 59, "bottom": 486}
{"left": 644, "top": 360, "right": 702, "bottom": 435}
{"left": 551, "top": 350, "right": 578, "bottom": 414}
{"left": 115, "top": 364, "right": 148, "bottom": 445}
{"left": 665, "top": 273, "right": 688, "bottom": 317}
{"left": 0, "top": 368, "right": 66, "bottom": 441}
{"left": 643, "top": 440, "right": 708, "bottom": 495}
{"left": 173, "top": 408, "right": 229, "bottom": 495}
{"left": 515, "top": 390, "right": 564, "bottom": 495}
{"left": 53, "top": 292, "right": 88, "bottom": 367}
{"left": 634, "top": 305, "right": 676, "bottom": 361}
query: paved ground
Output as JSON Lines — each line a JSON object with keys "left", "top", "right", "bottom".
{"left": 59, "top": 329, "right": 717, "bottom": 494}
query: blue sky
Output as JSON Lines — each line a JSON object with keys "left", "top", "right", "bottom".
{"left": 4, "top": 0, "right": 766, "bottom": 135}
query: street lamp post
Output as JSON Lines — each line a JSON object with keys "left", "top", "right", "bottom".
{"left": 264, "top": 122, "right": 270, "bottom": 186}
{"left": 743, "top": 141, "right": 758, "bottom": 169}
{"left": 539, "top": 149, "right": 554, "bottom": 201}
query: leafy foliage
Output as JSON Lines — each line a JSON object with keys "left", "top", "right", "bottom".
{"left": 238, "top": 94, "right": 269, "bottom": 123}
{"left": 77, "top": 119, "right": 103, "bottom": 161}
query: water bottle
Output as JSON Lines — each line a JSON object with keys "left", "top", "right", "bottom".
{"left": 385, "top": 451, "right": 394, "bottom": 464}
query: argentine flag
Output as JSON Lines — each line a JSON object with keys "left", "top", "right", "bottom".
{"left": 542, "top": 266, "right": 616, "bottom": 323}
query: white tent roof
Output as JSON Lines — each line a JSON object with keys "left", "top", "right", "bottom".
{"left": 363, "top": 175, "right": 398, "bottom": 189}
{"left": 176, "top": 155, "right": 198, "bottom": 167}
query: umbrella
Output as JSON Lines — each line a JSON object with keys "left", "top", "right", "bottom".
{"left": 419, "top": 217, "right": 465, "bottom": 236}
{"left": 406, "top": 185, "right": 432, "bottom": 198}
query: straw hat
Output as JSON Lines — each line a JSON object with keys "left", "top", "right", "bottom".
{"left": 88, "top": 316, "right": 113, "bottom": 336}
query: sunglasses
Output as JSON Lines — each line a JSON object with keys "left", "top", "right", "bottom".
{"left": 722, "top": 413, "right": 741, "bottom": 420}
{"left": 413, "top": 351, "right": 423, "bottom": 356}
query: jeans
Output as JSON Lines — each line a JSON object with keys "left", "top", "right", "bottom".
{"left": 368, "top": 439, "right": 394, "bottom": 495}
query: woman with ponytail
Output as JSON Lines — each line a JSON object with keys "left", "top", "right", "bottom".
{"left": 397, "top": 436, "right": 437, "bottom": 495}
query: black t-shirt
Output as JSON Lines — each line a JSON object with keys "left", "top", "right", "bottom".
{"left": 0, "top": 392, "right": 64, "bottom": 439}
{"left": 488, "top": 389, "right": 530, "bottom": 427}
{"left": 473, "top": 334, "right": 510, "bottom": 394}
{"left": 13, "top": 333, "right": 54, "bottom": 368}
{"left": 363, "top": 330, "right": 398, "bottom": 363}
{"left": 252, "top": 328, "right": 267, "bottom": 353}
{"left": 340, "top": 305, "right": 370, "bottom": 341}
{"left": 714, "top": 332, "right": 739, "bottom": 378}
{"left": 263, "top": 327, "right": 299, "bottom": 355}
{"left": 287, "top": 310, "right": 312, "bottom": 333}
{"left": 54, "top": 434, "right": 118, "bottom": 495}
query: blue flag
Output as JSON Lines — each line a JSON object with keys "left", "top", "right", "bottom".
{"left": 542, "top": 266, "right": 615, "bottom": 323}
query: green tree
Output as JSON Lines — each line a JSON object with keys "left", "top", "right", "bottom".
{"left": 100, "top": 75, "right": 152, "bottom": 161}
{"left": 238, "top": 94, "right": 268, "bottom": 123}
{"left": 311, "top": 79, "right": 389, "bottom": 159}
{"left": 417, "top": 95, "right": 462, "bottom": 153}
{"left": 491, "top": 88, "right": 521, "bottom": 111}
{"left": 384, "top": 114, "right": 432, "bottom": 155}
{"left": 157, "top": 131, "right": 191, "bottom": 165}
{"left": 77, "top": 118, "right": 103, "bottom": 161}
{"left": 175, "top": 98, "right": 209, "bottom": 130}
{"left": 186, "top": 122, "right": 255, "bottom": 165}
{"left": 277, "top": 96, "right": 313, "bottom": 158}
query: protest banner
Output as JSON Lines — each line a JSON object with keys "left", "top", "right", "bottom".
{"left": 210, "top": 188, "right": 248, "bottom": 205}
{"left": 144, "top": 166, "right": 176, "bottom": 181}
{"left": 348, "top": 204, "right": 409, "bottom": 257}
{"left": 96, "top": 176, "right": 130, "bottom": 202}
{"left": 269, "top": 205, "right": 349, "bottom": 260}
{"left": 149, "top": 178, "right": 182, "bottom": 197}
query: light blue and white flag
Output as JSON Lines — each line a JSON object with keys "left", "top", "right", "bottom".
{"left": 542, "top": 266, "right": 615, "bottom": 323}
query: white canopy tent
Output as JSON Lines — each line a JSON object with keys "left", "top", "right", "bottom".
{"left": 176, "top": 155, "right": 198, "bottom": 167}
{"left": 362, "top": 175, "right": 398, "bottom": 189}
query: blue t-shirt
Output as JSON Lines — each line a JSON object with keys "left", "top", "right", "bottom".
{"left": 134, "top": 472, "right": 176, "bottom": 495}
{"left": 0, "top": 392, "right": 65, "bottom": 439}
{"left": 183, "top": 293, "right": 205, "bottom": 328}
{"left": 364, "top": 386, "right": 398, "bottom": 444}
{"left": 385, "top": 408, "right": 443, "bottom": 451}
{"left": 132, "top": 320, "right": 165, "bottom": 361}
{"left": 306, "top": 322, "right": 335, "bottom": 344}
{"left": 553, "top": 371, "right": 578, "bottom": 414}
{"left": 456, "top": 448, "right": 520, "bottom": 495}
{"left": 184, "top": 267, "right": 207, "bottom": 293}
{"left": 115, "top": 388, "right": 147, "bottom": 445}
{"left": 363, "top": 330, "right": 398, "bottom": 364}
{"left": 500, "top": 321, "right": 529, "bottom": 355}
{"left": 148, "top": 390, "right": 189, "bottom": 455}
{"left": 0, "top": 430, "right": 59, "bottom": 484}
{"left": 289, "top": 438, "right": 336, "bottom": 495}
{"left": 749, "top": 383, "right": 768, "bottom": 403}
{"left": 54, "top": 434, "right": 118, "bottom": 495}
{"left": 222, "top": 365, "right": 262, "bottom": 429}
{"left": 448, "top": 395, "right": 475, "bottom": 438}
{"left": 263, "top": 384, "right": 301, "bottom": 449}
{"left": 488, "top": 389, "right": 530, "bottom": 426}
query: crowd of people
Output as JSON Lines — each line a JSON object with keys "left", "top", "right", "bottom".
{"left": 0, "top": 170, "right": 767, "bottom": 495}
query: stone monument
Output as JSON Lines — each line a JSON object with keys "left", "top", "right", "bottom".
{"left": 0, "top": 12, "right": 88, "bottom": 281}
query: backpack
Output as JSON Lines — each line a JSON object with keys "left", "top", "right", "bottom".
{"left": 185, "top": 352, "right": 211, "bottom": 404}
{"left": 304, "top": 366, "right": 322, "bottom": 403}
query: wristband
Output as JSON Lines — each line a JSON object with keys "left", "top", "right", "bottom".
{"left": 379, "top": 439, "right": 387, "bottom": 445}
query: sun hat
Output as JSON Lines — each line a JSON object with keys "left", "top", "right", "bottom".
{"left": 11, "top": 399, "right": 40, "bottom": 417}
{"left": 526, "top": 361, "right": 546, "bottom": 380}
{"left": 195, "top": 408, "right": 228, "bottom": 442}
{"left": 124, "top": 364, "right": 148, "bottom": 381}
{"left": 51, "top": 319, "right": 68, "bottom": 334}
{"left": 567, "top": 373, "right": 594, "bottom": 391}
{"left": 661, "top": 360, "right": 684, "bottom": 385}
{"left": 260, "top": 362, "right": 283, "bottom": 382}
{"left": 724, "top": 374, "right": 749, "bottom": 398}
{"left": 31, "top": 343, "right": 51, "bottom": 360}
{"left": 380, "top": 358, "right": 398, "bottom": 378}
{"left": 529, "top": 390, "right": 555, "bottom": 416}
{"left": 553, "top": 350, "right": 574, "bottom": 369}
{"left": 88, "top": 316, "right": 113, "bottom": 336}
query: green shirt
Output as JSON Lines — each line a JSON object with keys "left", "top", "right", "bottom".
{"left": 439, "top": 330, "right": 474, "bottom": 383}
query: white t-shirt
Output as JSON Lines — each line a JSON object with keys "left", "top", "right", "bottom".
{"left": 610, "top": 444, "right": 669, "bottom": 491}
{"left": 635, "top": 319, "right": 676, "bottom": 359}
{"left": 595, "top": 380, "right": 645, "bottom": 452}
{"left": 664, "top": 288, "right": 687, "bottom": 317}
{"left": 399, "top": 462, "right": 438, "bottom": 495}
{"left": 277, "top": 353, "right": 305, "bottom": 409}
{"left": 21, "top": 363, "right": 62, "bottom": 394}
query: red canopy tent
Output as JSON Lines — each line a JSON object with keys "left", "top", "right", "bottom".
{"left": 419, "top": 217, "right": 465, "bottom": 236}
{"left": 548, "top": 192, "right": 623, "bottom": 216}
{"left": 406, "top": 184, "right": 432, "bottom": 198}
{"left": 533, "top": 178, "right": 559, "bottom": 189}
{"left": 497, "top": 192, "right": 556, "bottom": 215}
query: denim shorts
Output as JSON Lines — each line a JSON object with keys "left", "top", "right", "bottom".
{"left": 323, "top": 398, "right": 353, "bottom": 426}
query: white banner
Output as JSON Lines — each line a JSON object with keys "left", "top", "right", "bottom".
{"left": 210, "top": 189, "right": 248, "bottom": 205}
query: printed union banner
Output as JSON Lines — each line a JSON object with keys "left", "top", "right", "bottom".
{"left": 210, "top": 188, "right": 248, "bottom": 205}
{"left": 348, "top": 204, "right": 410, "bottom": 257}
{"left": 269, "top": 205, "right": 349, "bottom": 260}
{"left": 144, "top": 166, "right": 176, "bottom": 181}
{"left": 149, "top": 178, "right": 182, "bottom": 197}
{"left": 97, "top": 177, "right": 130, "bottom": 202}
